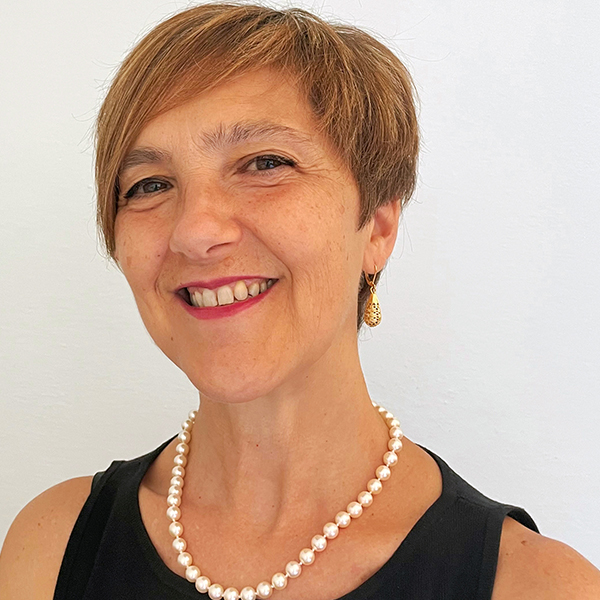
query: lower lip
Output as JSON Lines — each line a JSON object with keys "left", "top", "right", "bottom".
{"left": 177, "top": 282, "right": 277, "bottom": 320}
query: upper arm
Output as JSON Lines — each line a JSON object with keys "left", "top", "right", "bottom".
{"left": 492, "top": 516, "right": 600, "bottom": 600}
{"left": 0, "top": 476, "right": 93, "bottom": 600}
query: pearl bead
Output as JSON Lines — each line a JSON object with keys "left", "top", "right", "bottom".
{"left": 256, "top": 581, "right": 273, "bottom": 598}
{"left": 185, "top": 565, "right": 201, "bottom": 582}
{"left": 182, "top": 419, "right": 193, "bottom": 431}
{"left": 177, "top": 551, "right": 193, "bottom": 567}
{"left": 311, "top": 534, "right": 327, "bottom": 551}
{"left": 377, "top": 406, "right": 387, "bottom": 413}
{"left": 168, "top": 485, "right": 182, "bottom": 497}
{"left": 367, "top": 478, "right": 383, "bottom": 494}
{"left": 174, "top": 454, "right": 188, "bottom": 467}
{"left": 347, "top": 501, "right": 363, "bottom": 518}
{"left": 169, "top": 521, "right": 184, "bottom": 537}
{"left": 376, "top": 465, "right": 391, "bottom": 481}
{"left": 299, "top": 547, "right": 315, "bottom": 564}
{"left": 176, "top": 442, "right": 189, "bottom": 456}
{"left": 384, "top": 451, "right": 398, "bottom": 467}
{"left": 208, "top": 582, "right": 224, "bottom": 599}
{"left": 173, "top": 537, "right": 187, "bottom": 552}
{"left": 196, "top": 576, "right": 212, "bottom": 592}
{"left": 223, "top": 588, "right": 239, "bottom": 600}
{"left": 172, "top": 465, "right": 186, "bottom": 478}
{"left": 271, "top": 573, "right": 287, "bottom": 589}
{"left": 286, "top": 560, "right": 302, "bottom": 578}
{"left": 388, "top": 418, "right": 400, "bottom": 428}
{"left": 335, "top": 511, "right": 351, "bottom": 528}
{"left": 240, "top": 586, "right": 257, "bottom": 600}
{"left": 178, "top": 430, "right": 191, "bottom": 444}
{"left": 388, "top": 438, "right": 403, "bottom": 452}
{"left": 323, "top": 522, "right": 339, "bottom": 539}
{"left": 166, "top": 506, "right": 181, "bottom": 520}
{"left": 167, "top": 494, "right": 181, "bottom": 507}
{"left": 384, "top": 411, "right": 394, "bottom": 420}
{"left": 389, "top": 426, "right": 403, "bottom": 439}
{"left": 188, "top": 409, "right": 198, "bottom": 420}
{"left": 358, "top": 491, "right": 373, "bottom": 506}
{"left": 171, "top": 475, "right": 184, "bottom": 488}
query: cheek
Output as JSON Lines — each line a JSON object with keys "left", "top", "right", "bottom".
{"left": 280, "top": 204, "right": 357, "bottom": 303}
{"left": 114, "top": 215, "right": 166, "bottom": 289}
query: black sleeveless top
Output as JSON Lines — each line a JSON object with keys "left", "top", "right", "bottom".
{"left": 53, "top": 436, "right": 539, "bottom": 600}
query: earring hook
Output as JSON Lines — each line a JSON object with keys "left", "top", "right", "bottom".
{"left": 364, "top": 264, "right": 378, "bottom": 288}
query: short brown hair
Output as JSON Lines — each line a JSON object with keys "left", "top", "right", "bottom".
{"left": 95, "top": 2, "right": 419, "bottom": 331}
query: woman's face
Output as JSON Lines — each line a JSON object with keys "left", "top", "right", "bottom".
{"left": 114, "top": 67, "right": 376, "bottom": 401}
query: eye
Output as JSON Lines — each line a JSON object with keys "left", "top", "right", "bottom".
{"left": 123, "top": 178, "right": 171, "bottom": 199}
{"left": 245, "top": 154, "right": 296, "bottom": 173}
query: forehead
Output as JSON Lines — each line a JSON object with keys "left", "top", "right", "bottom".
{"left": 130, "top": 68, "right": 322, "bottom": 152}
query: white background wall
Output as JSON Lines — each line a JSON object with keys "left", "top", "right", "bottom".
{"left": 1, "top": 0, "right": 599, "bottom": 568}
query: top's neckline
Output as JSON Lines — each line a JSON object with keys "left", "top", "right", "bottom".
{"left": 127, "top": 435, "right": 457, "bottom": 600}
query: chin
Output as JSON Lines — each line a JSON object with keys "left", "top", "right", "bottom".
{"left": 179, "top": 354, "right": 288, "bottom": 404}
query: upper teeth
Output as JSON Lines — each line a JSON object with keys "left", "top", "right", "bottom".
{"left": 187, "top": 279, "right": 276, "bottom": 307}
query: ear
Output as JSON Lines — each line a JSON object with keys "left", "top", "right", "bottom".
{"left": 362, "top": 198, "right": 401, "bottom": 275}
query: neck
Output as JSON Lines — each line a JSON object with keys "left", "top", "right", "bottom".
{"left": 183, "top": 332, "right": 392, "bottom": 537}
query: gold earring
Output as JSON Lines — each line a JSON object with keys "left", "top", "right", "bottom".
{"left": 363, "top": 265, "right": 381, "bottom": 327}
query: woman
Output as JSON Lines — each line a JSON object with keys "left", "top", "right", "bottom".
{"left": 1, "top": 3, "right": 598, "bottom": 599}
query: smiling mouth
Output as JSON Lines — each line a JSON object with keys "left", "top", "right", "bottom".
{"left": 178, "top": 278, "right": 278, "bottom": 308}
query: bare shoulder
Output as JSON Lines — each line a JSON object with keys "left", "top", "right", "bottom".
{"left": 0, "top": 476, "right": 93, "bottom": 600}
{"left": 492, "top": 516, "right": 600, "bottom": 600}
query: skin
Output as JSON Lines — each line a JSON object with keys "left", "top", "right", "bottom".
{"left": 1, "top": 67, "right": 599, "bottom": 599}
{"left": 112, "top": 67, "right": 399, "bottom": 534}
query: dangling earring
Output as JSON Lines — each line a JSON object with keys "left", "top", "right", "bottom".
{"left": 363, "top": 265, "right": 381, "bottom": 327}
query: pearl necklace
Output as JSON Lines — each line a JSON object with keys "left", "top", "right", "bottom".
{"left": 166, "top": 401, "right": 404, "bottom": 599}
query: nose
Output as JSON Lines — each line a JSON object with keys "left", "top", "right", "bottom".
{"left": 168, "top": 186, "right": 243, "bottom": 261}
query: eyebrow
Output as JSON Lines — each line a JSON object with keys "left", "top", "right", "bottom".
{"left": 119, "top": 120, "right": 316, "bottom": 175}
{"left": 199, "top": 120, "right": 314, "bottom": 153}
{"left": 119, "top": 147, "right": 171, "bottom": 173}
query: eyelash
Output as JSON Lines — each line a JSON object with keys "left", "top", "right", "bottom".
{"left": 122, "top": 154, "right": 296, "bottom": 199}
